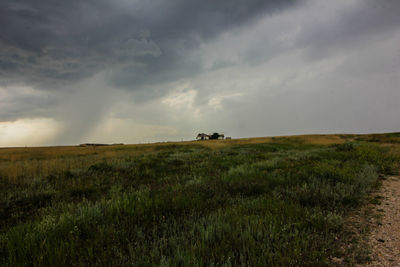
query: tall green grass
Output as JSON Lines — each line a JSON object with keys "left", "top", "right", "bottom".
{"left": 0, "top": 137, "right": 398, "bottom": 266}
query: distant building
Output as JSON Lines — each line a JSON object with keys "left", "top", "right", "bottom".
{"left": 196, "top": 133, "right": 225, "bottom": 140}
{"left": 196, "top": 133, "right": 210, "bottom": 140}
{"left": 225, "top": 137, "right": 232, "bottom": 140}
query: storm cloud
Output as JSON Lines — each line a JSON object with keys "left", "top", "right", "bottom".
{"left": 0, "top": 0, "right": 297, "bottom": 89}
{"left": 0, "top": 0, "right": 399, "bottom": 146}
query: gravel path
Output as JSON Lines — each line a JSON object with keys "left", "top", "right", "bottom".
{"left": 366, "top": 176, "right": 400, "bottom": 267}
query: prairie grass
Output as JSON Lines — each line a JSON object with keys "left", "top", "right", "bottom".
{"left": 0, "top": 133, "right": 399, "bottom": 266}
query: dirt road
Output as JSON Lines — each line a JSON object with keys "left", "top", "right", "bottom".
{"left": 366, "top": 176, "right": 400, "bottom": 266}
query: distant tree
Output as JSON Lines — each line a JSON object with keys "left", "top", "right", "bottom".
{"left": 210, "top": 132, "right": 220, "bottom": 140}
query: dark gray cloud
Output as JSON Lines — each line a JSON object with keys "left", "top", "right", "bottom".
{"left": 0, "top": 0, "right": 298, "bottom": 90}
{"left": 296, "top": 0, "right": 400, "bottom": 60}
{"left": 0, "top": 86, "right": 55, "bottom": 121}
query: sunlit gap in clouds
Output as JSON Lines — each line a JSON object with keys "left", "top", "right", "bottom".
{"left": 0, "top": 118, "right": 60, "bottom": 147}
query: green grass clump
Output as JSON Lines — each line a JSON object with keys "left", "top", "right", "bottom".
{"left": 0, "top": 134, "right": 398, "bottom": 266}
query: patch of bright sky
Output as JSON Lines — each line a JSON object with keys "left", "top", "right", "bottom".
{"left": 0, "top": 118, "right": 60, "bottom": 147}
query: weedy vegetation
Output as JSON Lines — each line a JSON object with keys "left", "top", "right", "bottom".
{"left": 0, "top": 134, "right": 399, "bottom": 266}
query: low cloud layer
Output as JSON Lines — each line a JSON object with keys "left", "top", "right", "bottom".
{"left": 0, "top": 0, "right": 399, "bottom": 146}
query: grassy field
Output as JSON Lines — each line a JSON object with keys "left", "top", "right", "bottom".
{"left": 1, "top": 133, "right": 399, "bottom": 266}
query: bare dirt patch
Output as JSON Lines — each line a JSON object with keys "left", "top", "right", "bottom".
{"left": 366, "top": 176, "right": 400, "bottom": 267}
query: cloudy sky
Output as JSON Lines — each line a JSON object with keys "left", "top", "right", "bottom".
{"left": 0, "top": 0, "right": 399, "bottom": 146}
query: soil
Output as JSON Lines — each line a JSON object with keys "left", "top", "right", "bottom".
{"left": 366, "top": 176, "right": 400, "bottom": 267}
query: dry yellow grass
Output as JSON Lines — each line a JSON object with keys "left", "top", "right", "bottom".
{"left": 0, "top": 134, "right": 347, "bottom": 182}
{"left": 286, "top": 134, "right": 346, "bottom": 145}
{"left": 197, "top": 134, "right": 346, "bottom": 148}
{"left": 155, "top": 134, "right": 345, "bottom": 149}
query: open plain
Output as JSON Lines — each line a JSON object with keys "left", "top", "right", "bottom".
{"left": 1, "top": 133, "right": 399, "bottom": 266}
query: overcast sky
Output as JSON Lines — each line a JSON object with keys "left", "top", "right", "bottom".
{"left": 0, "top": 0, "right": 399, "bottom": 146}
